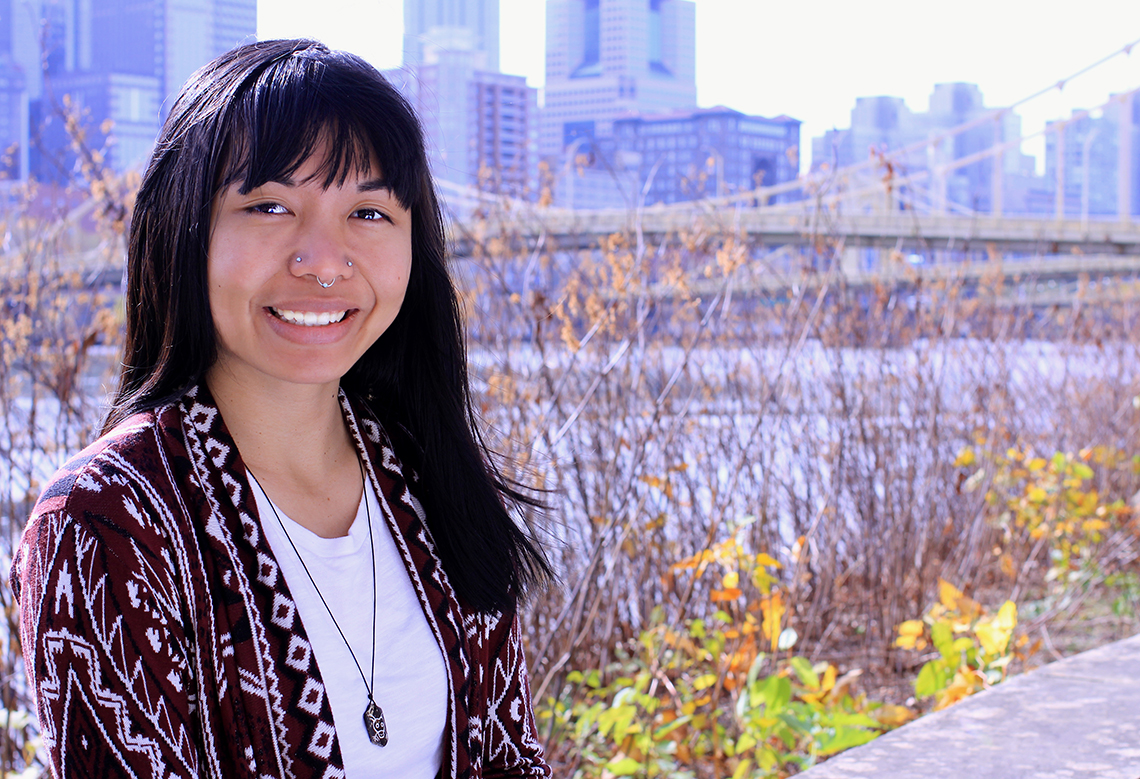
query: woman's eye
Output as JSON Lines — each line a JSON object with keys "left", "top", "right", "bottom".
{"left": 354, "top": 208, "right": 388, "bottom": 221}
{"left": 250, "top": 202, "right": 288, "bottom": 215}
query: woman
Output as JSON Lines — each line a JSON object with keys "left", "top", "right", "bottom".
{"left": 12, "top": 39, "right": 551, "bottom": 778}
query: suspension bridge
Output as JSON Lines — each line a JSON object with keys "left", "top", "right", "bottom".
{"left": 444, "top": 37, "right": 1140, "bottom": 284}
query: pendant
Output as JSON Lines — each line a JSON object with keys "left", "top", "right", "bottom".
{"left": 363, "top": 699, "right": 388, "bottom": 747}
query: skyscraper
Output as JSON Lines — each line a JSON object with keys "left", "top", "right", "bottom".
{"left": 1046, "top": 94, "right": 1140, "bottom": 220}
{"left": 811, "top": 83, "right": 1038, "bottom": 215}
{"left": 403, "top": 0, "right": 499, "bottom": 72}
{"left": 1, "top": 0, "right": 256, "bottom": 182}
{"left": 395, "top": 0, "right": 538, "bottom": 198}
{"left": 542, "top": 0, "right": 696, "bottom": 158}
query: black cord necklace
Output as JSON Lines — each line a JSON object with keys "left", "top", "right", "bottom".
{"left": 249, "top": 459, "right": 388, "bottom": 747}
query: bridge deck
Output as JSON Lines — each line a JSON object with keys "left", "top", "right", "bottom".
{"left": 456, "top": 207, "right": 1140, "bottom": 254}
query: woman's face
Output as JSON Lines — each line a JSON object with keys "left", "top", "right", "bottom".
{"left": 207, "top": 145, "right": 412, "bottom": 392}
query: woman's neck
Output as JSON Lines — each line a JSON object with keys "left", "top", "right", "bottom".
{"left": 205, "top": 365, "right": 363, "bottom": 538}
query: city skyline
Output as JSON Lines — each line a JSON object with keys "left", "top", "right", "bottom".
{"left": 259, "top": 0, "right": 1140, "bottom": 174}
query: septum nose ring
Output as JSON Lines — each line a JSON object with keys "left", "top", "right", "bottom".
{"left": 296, "top": 256, "right": 353, "bottom": 288}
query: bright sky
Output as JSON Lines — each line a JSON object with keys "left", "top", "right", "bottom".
{"left": 258, "top": 0, "right": 1140, "bottom": 173}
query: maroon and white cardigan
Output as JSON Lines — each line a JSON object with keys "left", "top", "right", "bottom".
{"left": 11, "top": 384, "right": 550, "bottom": 778}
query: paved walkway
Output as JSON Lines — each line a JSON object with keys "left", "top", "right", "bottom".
{"left": 799, "top": 632, "right": 1140, "bottom": 779}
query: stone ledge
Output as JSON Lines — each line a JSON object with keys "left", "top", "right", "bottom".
{"left": 799, "top": 632, "right": 1140, "bottom": 779}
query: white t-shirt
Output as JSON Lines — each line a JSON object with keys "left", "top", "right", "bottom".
{"left": 251, "top": 473, "right": 449, "bottom": 778}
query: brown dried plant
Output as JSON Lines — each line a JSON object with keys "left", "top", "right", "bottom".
{"left": 454, "top": 185, "right": 1140, "bottom": 758}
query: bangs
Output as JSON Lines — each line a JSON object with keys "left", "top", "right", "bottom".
{"left": 214, "top": 46, "right": 422, "bottom": 209}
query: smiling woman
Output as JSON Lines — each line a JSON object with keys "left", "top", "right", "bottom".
{"left": 11, "top": 39, "right": 551, "bottom": 779}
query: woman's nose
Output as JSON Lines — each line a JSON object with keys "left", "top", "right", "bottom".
{"left": 290, "top": 225, "right": 355, "bottom": 288}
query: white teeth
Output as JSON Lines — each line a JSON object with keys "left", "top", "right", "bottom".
{"left": 272, "top": 308, "right": 347, "bottom": 326}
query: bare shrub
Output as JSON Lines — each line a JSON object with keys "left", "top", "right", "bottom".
{"left": 0, "top": 126, "right": 129, "bottom": 774}
{"left": 453, "top": 197, "right": 1140, "bottom": 725}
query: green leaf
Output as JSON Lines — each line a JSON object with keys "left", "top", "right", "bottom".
{"left": 606, "top": 756, "right": 643, "bottom": 776}
{"left": 1073, "top": 462, "right": 1094, "bottom": 480}
{"left": 752, "top": 674, "right": 792, "bottom": 712}
{"left": 758, "top": 745, "right": 779, "bottom": 771}
{"left": 951, "top": 636, "right": 975, "bottom": 656}
{"left": 652, "top": 714, "right": 691, "bottom": 740}
{"left": 745, "top": 652, "right": 769, "bottom": 688}
{"left": 914, "top": 661, "right": 943, "bottom": 698}
{"left": 777, "top": 711, "right": 811, "bottom": 736}
{"left": 824, "top": 711, "right": 883, "bottom": 729}
{"left": 816, "top": 726, "right": 880, "bottom": 755}
{"left": 732, "top": 758, "right": 753, "bottom": 779}
{"left": 931, "top": 621, "right": 954, "bottom": 659}
{"left": 693, "top": 673, "right": 718, "bottom": 691}
{"left": 788, "top": 657, "right": 820, "bottom": 689}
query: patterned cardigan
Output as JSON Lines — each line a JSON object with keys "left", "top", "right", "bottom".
{"left": 11, "top": 384, "right": 551, "bottom": 779}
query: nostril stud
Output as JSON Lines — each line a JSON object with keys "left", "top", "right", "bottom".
{"left": 347, "top": 260, "right": 353, "bottom": 267}
{"left": 295, "top": 257, "right": 303, "bottom": 263}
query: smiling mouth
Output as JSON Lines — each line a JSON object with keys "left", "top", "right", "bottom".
{"left": 270, "top": 307, "right": 349, "bottom": 326}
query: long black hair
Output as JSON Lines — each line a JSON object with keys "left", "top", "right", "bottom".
{"left": 106, "top": 38, "right": 550, "bottom": 612}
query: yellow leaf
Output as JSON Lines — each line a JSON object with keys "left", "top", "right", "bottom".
{"left": 722, "top": 571, "right": 740, "bottom": 589}
{"left": 938, "top": 579, "right": 963, "bottom": 610}
{"left": 954, "top": 448, "right": 976, "bottom": 468}
{"left": 754, "top": 553, "right": 781, "bottom": 569}
{"left": 1028, "top": 486, "right": 1049, "bottom": 503}
{"left": 693, "top": 673, "right": 718, "bottom": 691}
{"left": 897, "top": 619, "right": 924, "bottom": 637}
{"left": 975, "top": 604, "right": 1016, "bottom": 658}
{"left": 711, "top": 587, "right": 743, "bottom": 602}
{"left": 994, "top": 600, "right": 1017, "bottom": 631}
{"left": 672, "top": 550, "right": 714, "bottom": 573}
{"left": 800, "top": 691, "right": 825, "bottom": 706}
{"left": 760, "top": 592, "right": 786, "bottom": 652}
{"left": 821, "top": 664, "right": 837, "bottom": 693}
{"left": 1027, "top": 457, "right": 1047, "bottom": 471}
{"left": 873, "top": 704, "right": 916, "bottom": 728}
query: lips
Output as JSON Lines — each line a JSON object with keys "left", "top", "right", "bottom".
{"left": 269, "top": 307, "right": 349, "bottom": 326}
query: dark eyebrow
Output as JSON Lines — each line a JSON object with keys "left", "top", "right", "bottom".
{"left": 358, "top": 178, "right": 390, "bottom": 193}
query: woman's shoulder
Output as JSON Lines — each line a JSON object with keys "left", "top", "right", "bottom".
{"left": 32, "top": 408, "right": 178, "bottom": 520}
{"left": 16, "top": 406, "right": 190, "bottom": 594}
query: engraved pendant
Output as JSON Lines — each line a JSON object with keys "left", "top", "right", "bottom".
{"left": 363, "top": 700, "right": 388, "bottom": 747}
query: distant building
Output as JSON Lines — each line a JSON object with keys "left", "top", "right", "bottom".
{"left": 812, "top": 83, "right": 1043, "bottom": 215}
{"left": 389, "top": 41, "right": 538, "bottom": 197}
{"left": 1045, "top": 94, "right": 1140, "bottom": 219}
{"left": 403, "top": 0, "right": 499, "bottom": 72}
{"left": 0, "top": 0, "right": 256, "bottom": 182}
{"left": 392, "top": 3, "right": 539, "bottom": 198}
{"left": 812, "top": 96, "right": 923, "bottom": 173}
{"left": 542, "top": 0, "right": 697, "bottom": 159}
{"left": 586, "top": 106, "right": 799, "bottom": 208}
